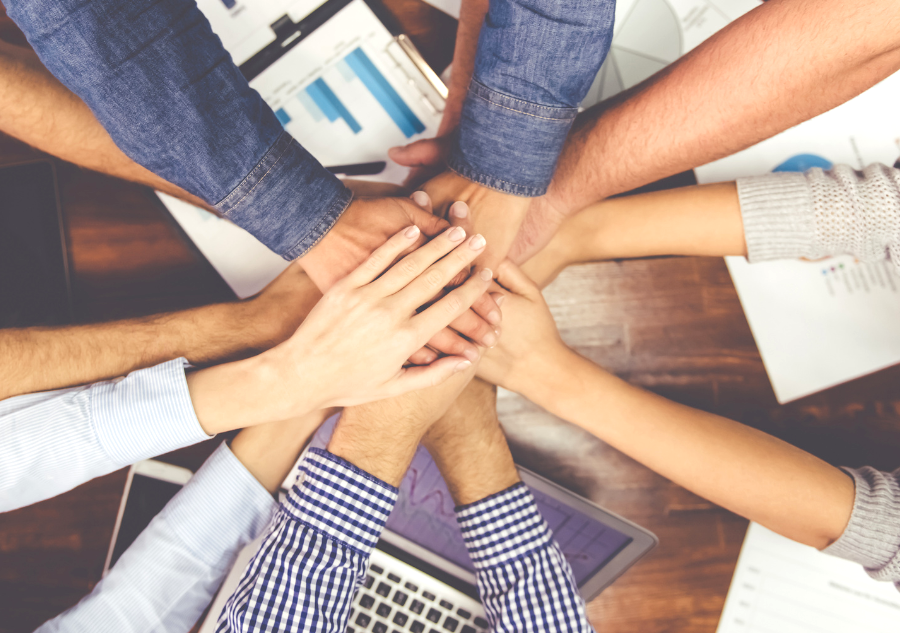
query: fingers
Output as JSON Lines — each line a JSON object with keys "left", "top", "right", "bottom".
{"left": 495, "top": 259, "right": 541, "bottom": 299}
{"left": 388, "top": 137, "right": 448, "bottom": 167}
{"left": 390, "top": 356, "right": 475, "bottom": 396}
{"left": 391, "top": 231, "right": 487, "bottom": 308}
{"left": 447, "top": 306, "right": 498, "bottom": 348}
{"left": 341, "top": 225, "right": 423, "bottom": 288}
{"left": 410, "top": 190, "right": 433, "bottom": 215}
{"left": 413, "top": 268, "right": 494, "bottom": 341}
{"left": 471, "top": 288, "right": 502, "bottom": 328}
{"left": 406, "top": 198, "right": 448, "bottom": 237}
{"left": 408, "top": 346, "right": 438, "bottom": 365}
{"left": 370, "top": 227, "right": 480, "bottom": 297}
{"left": 426, "top": 327, "right": 481, "bottom": 362}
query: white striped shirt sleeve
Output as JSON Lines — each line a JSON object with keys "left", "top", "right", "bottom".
{"left": 0, "top": 358, "right": 210, "bottom": 511}
{"left": 35, "top": 442, "right": 278, "bottom": 633}
{"left": 457, "top": 483, "right": 595, "bottom": 633}
{"left": 217, "top": 447, "right": 398, "bottom": 633}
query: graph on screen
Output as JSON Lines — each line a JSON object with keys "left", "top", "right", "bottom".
{"left": 306, "top": 417, "right": 632, "bottom": 584}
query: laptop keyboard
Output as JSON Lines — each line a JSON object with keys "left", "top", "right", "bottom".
{"left": 347, "top": 549, "right": 489, "bottom": 633}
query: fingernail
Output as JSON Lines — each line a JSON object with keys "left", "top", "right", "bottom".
{"left": 411, "top": 191, "right": 430, "bottom": 207}
{"left": 388, "top": 146, "right": 401, "bottom": 156}
{"left": 495, "top": 294, "right": 506, "bottom": 307}
{"left": 450, "top": 202, "right": 468, "bottom": 219}
{"left": 487, "top": 310, "right": 501, "bottom": 324}
{"left": 423, "top": 351, "right": 437, "bottom": 363}
{"left": 470, "top": 234, "right": 486, "bottom": 250}
{"left": 483, "top": 331, "right": 497, "bottom": 347}
{"left": 463, "top": 347, "right": 479, "bottom": 362}
{"left": 405, "top": 225, "right": 420, "bottom": 239}
{"left": 454, "top": 360, "right": 472, "bottom": 372}
{"left": 479, "top": 268, "right": 493, "bottom": 281}
{"left": 448, "top": 226, "right": 466, "bottom": 242}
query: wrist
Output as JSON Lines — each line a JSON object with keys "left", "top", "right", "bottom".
{"left": 514, "top": 344, "right": 582, "bottom": 409}
{"left": 327, "top": 409, "right": 422, "bottom": 487}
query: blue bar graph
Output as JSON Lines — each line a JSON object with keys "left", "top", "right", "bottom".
{"left": 274, "top": 108, "right": 291, "bottom": 126}
{"left": 304, "top": 78, "right": 362, "bottom": 134}
{"left": 344, "top": 47, "right": 425, "bottom": 138}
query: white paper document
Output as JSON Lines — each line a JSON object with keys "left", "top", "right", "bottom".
{"left": 694, "top": 71, "right": 900, "bottom": 402}
{"left": 158, "top": 0, "right": 444, "bottom": 298}
{"left": 717, "top": 523, "right": 900, "bottom": 633}
{"left": 581, "top": 0, "right": 761, "bottom": 108}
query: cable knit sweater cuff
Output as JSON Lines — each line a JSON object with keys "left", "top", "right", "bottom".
{"left": 737, "top": 173, "right": 815, "bottom": 263}
{"left": 824, "top": 466, "right": 900, "bottom": 585}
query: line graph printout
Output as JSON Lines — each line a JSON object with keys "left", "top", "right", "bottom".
{"left": 304, "top": 416, "right": 632, "bottom": 584}
{"left": 716, "top": 523, "right": 900, "bottom": 633}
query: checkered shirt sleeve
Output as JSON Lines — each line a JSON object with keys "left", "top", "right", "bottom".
{"left": 216, "top": 447, "right": 398, "bottom": 633}
{"left": 456, "top": 482, "right": 595, "bottom": 633}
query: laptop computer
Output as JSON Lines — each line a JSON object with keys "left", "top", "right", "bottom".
{"left": 199, "top": 415, "right": 657, "bottom": 633}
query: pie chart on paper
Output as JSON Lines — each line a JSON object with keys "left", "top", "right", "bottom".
{"left": 581, "top": 0, "right": 761, "bottom": 108}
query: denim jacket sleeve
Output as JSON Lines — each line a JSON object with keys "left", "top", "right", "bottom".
{"left": 4, "top": 0, "right": 351, "bottom": 260}
{"left": 447, "top": 0, "right": 615, "bottom": 197}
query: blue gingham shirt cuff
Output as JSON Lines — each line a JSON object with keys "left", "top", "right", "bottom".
{"left": 456, "top": 482, "right": 555, "bottom": 570}
{"left": 280, "top": 447, "right": 398, "bottom": 553}
{"left": 165, "top": 442, "right": 278, "bottom": 569}
{"left": 91, "top": 358, "right": 211, "bottom": 468}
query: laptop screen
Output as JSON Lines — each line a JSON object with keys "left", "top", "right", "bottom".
{"left": 306, "top": 416, "right": 633, "bottom": 586}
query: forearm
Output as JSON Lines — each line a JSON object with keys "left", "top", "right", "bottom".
{"left": 218, "top": 448, "right": 398, "bottom": 632}
{"left": 522, "top": 183, "right": 746, "bottom": 287}
{"left": 0, "top": 40, "right": 207, "bottom": 207}
{"left": 0, "top": 295, "right": 304, "bottom": 402}
{"left": 36, "top": 443, "right": 278, "bottom": 633}
{"left": 0, "top": 359, "right": 209, "bottom": 511}
{"left": 521, "top": 349, "right": 854, "bottom": 550}
{"left": 457, "top": 484, "right": 593, "bottom": 633}
{"left": 437, "top": 0, "right": 489, "bottom": 135}
{"left": 548, "top": 0, "right": 900, "bottom": 213}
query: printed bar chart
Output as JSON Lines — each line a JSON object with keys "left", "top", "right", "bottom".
{"left": 344, "top": 47, "right": 425, "bottom": 138}
{"left": 304, "top": 78, "right": 362, "bottom": 134}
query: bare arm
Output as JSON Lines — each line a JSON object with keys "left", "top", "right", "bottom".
{"left": 0, "top": 265, "right": 320, "bottom": 400}
{"left": 478, "top": 261, "right": 855, "bottom": 550}
{"left": 0, "top": 39, "right": 208, "bottom": 207}
{"left": 513, "top": 0, "right": 900, "bottom": 260}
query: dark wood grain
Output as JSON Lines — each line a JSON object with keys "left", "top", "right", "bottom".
{"left": 1, "top": 1, "right": 899, "bottom": 632}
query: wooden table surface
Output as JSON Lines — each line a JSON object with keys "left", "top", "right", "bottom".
{"left": 1, "top": 1, "right": 899, "bottom": 632}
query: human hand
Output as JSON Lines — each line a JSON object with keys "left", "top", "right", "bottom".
{"left": 297, "top": 194, "right": 501, "bottom": 359}
{"left": 476, "top": 260, "right": 569, "bottom": 395}
{"left": 418, "top": 171, "right": 530, "bottom": 274}
{"left": 296, "top": 196, "right": 447, "bottom": 291}
{"left": 507, "top": 192, "right": 572, "bottom": 264}
{"left": 243, "top": 264, "right": 322, "bottom": 353}
{"left": 187, "top": 225, "right": 493, "bottom": 434}
{"left": 329, "top": 362, "right": 477, "bottom": 486}
{"left": 388, "top": 135, "right": 453, "bottom": 188}
{"left": 423, "top": 378, "right": 519, "bottom": 505}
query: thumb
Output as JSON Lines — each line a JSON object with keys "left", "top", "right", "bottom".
{"left": 389, "top": 137, "right": 450, "bottom": 167}
{"left": 392, "top": 356, "right": 473, "bottom": 394}
{"left": 407, "top": 201, "right": 450, "bottom": 237}
{"left": 495, "top": 260, "right": 540, "bottom": 299}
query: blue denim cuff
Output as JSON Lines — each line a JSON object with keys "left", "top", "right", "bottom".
{"left": 215, "top": 131, "right": 353, "bottom": 260}
{"left": 447, "top": 80, "right": 578, "bottom": 197}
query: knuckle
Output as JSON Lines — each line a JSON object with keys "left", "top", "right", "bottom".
{"left": 442, "top": 295, "right": 462, "bottom": 315}
{"left": 397, "top": 257, "right": 420, "bottom": 277}
{"left": 423, "top": 269, "right": 444, "bottom": 290}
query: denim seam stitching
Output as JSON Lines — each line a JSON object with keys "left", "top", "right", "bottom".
{"left": 469, "top": 80, "right": 577, "bottom": 114}
{"left": 282, "top": 188, "right": 354, "bottom": 260}
{"left": 217, "top": 135, "right": 294, "bottom": 211}
{"left": 447, "top": 162, "right": 544, "bottom": 191}
{"left": 470, "top": 91, "right": 576, "bottom": 122}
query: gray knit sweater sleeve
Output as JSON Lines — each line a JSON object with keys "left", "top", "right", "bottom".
{"left": 823, "top": 467, "right": 900, "bottom": 591}
{"left": 736, "top": 163, "right": 900, "bottom": 272}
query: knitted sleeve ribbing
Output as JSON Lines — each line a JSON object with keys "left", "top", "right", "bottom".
{"left": 736, "top": 163, "right": 900, "bottom": 273}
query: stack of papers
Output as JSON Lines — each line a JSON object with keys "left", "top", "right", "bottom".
{"left": 717, "top": 523, "right": 900, "bottom": 633}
